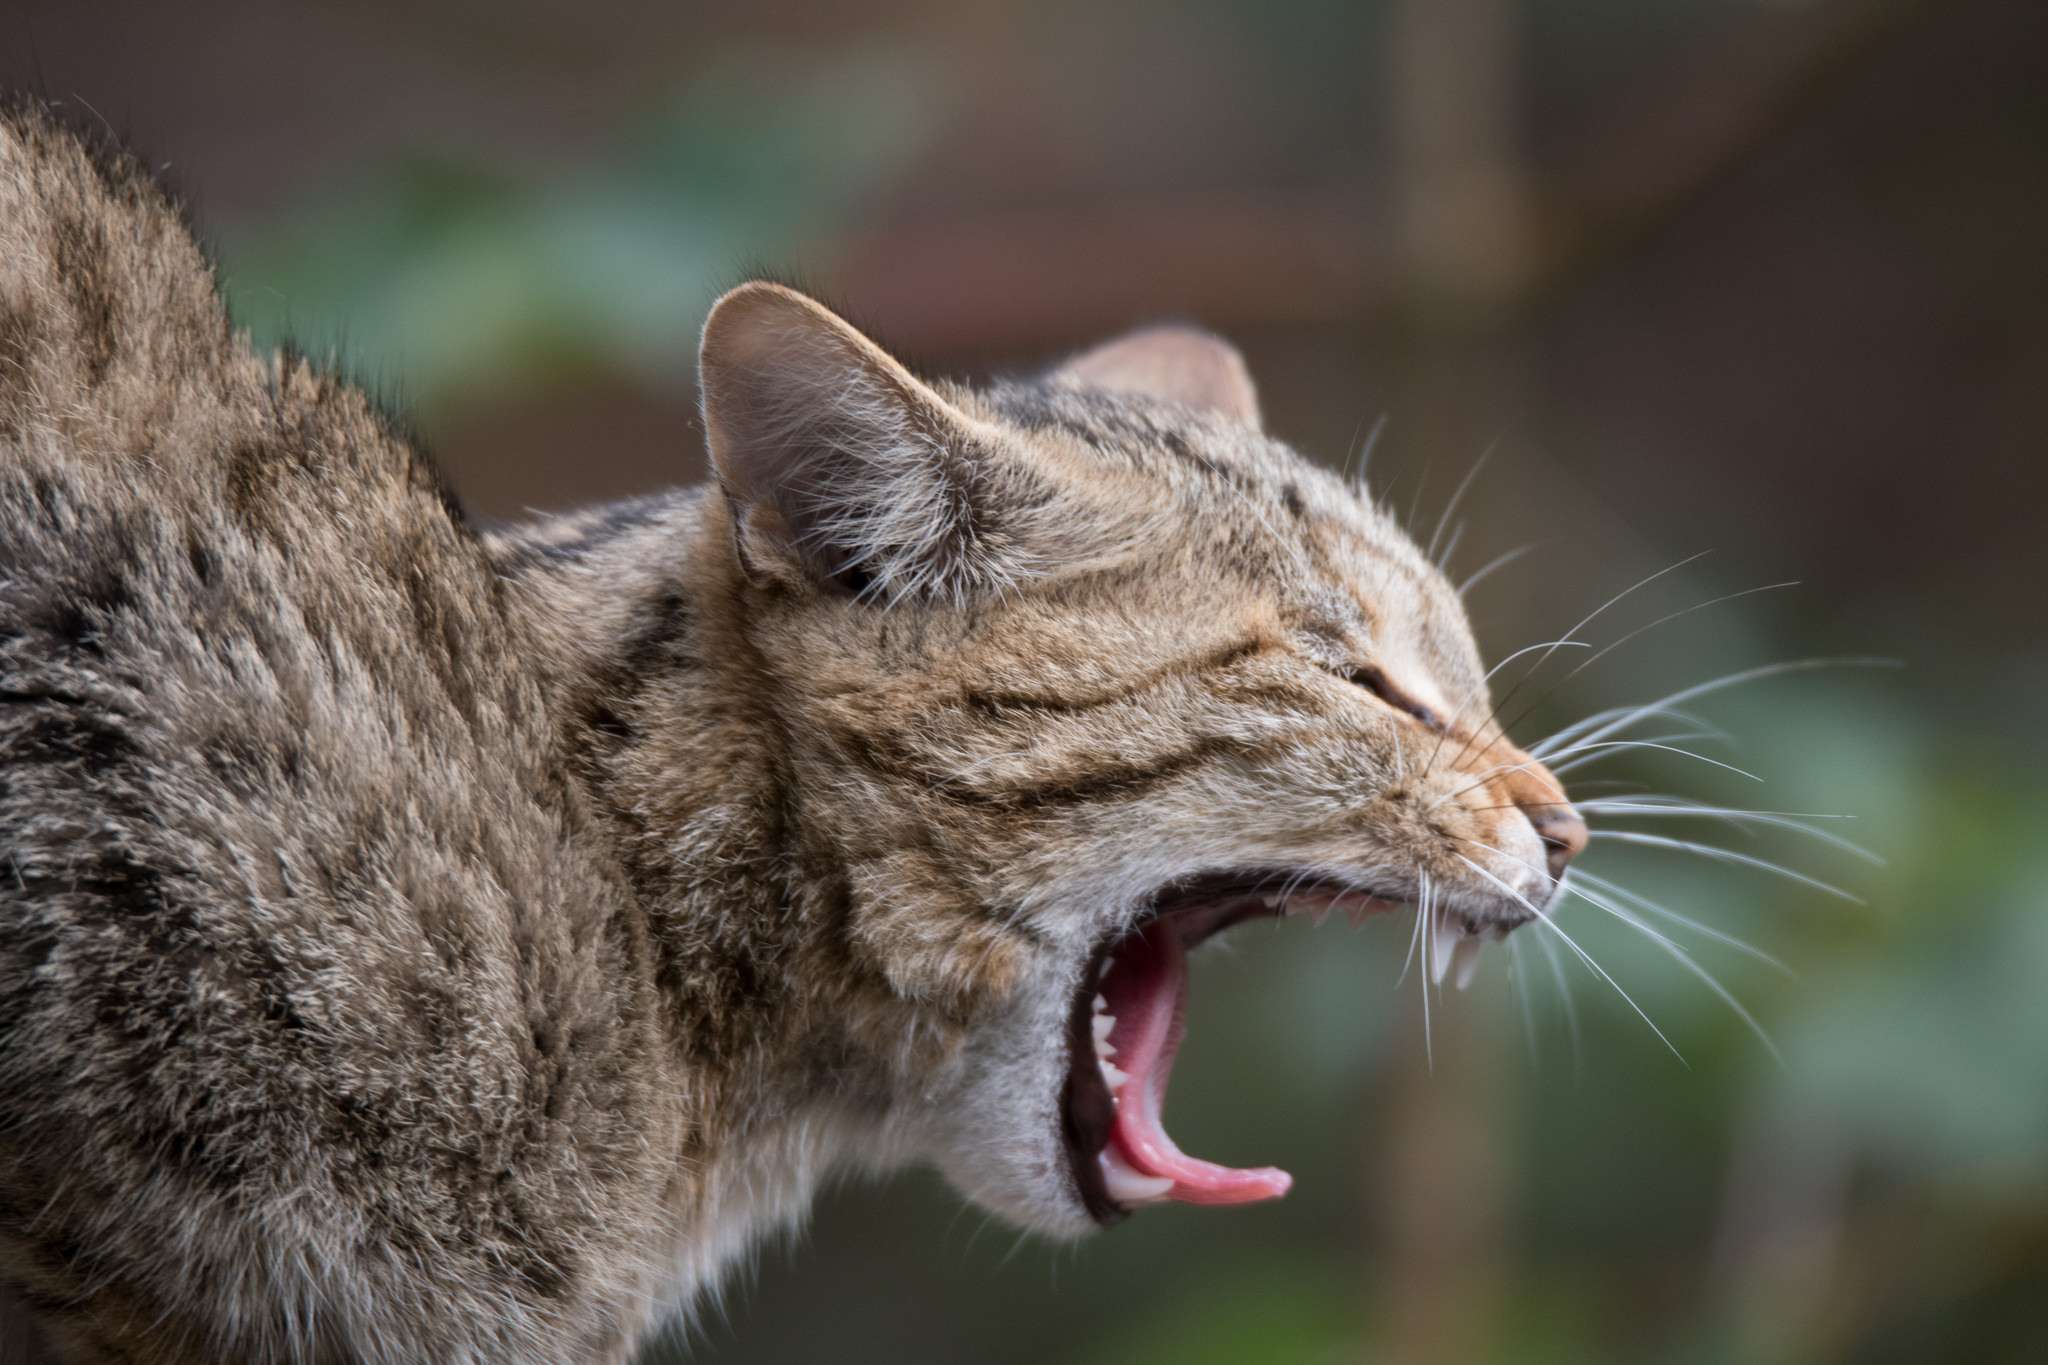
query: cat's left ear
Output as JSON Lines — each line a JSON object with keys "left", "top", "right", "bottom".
{"left": 1053, "top": 325, "right": 1261, "bottom": 430}
{"left": 699, "top": 282, "right": 1062, "bottom": 605}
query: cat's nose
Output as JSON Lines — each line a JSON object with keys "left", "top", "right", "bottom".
{"left": 1528, "top": 806, "right": 1589, "bottom": 883}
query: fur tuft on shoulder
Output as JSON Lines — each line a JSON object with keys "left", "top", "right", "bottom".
{"left": 0, "top": 96, "right": 249, "bottom": 448}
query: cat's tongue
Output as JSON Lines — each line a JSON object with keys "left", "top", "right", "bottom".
{"left": 1097, "top": 917, "right": 1293, "bottom": 1207}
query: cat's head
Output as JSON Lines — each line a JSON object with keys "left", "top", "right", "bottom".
{"left": 696, "top": 282, "right": 1585, "bottom": 1235}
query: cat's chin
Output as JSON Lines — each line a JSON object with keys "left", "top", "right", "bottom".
{"left": 1058, "top": 872, "right": 1409, "bottom": 1225}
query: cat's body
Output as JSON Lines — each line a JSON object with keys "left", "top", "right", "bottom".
{"left": 0, "top": 101, "right": 1584, "bottom": 1363}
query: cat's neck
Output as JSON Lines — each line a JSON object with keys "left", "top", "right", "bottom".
{"left": 486, "top": 491, "right": 916, "bottom": 1263}
{"left": 490, "top": 487, "right": 805, "bottom": 1047}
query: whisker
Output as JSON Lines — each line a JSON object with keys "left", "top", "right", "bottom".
{"left": 1350, "top": 414, "right": 1389, "bottom": 499}
{"left": 1491, "top": 581, "right": 1799, "bottom": 749}
{"left": 1566, "top": 656, "right": 1902, "bottom": 755}
{"left": 1427, "top": 443, "right": 1495, "bottom": 565}
{"left": 1560, "top": 878, "right": 1783, "bottom": 1066}
{"left": 1572, "top": 869, "right": 1793, "bottom": 976}
{"left": 1429, "top": 760, "right": 1549, "bottom": 811}
{"left": 1276, "top": 866, "right": 1316, "bottom": 919}
{"left": 1508, "top": 935, "right": 1540, "bottom": 1068}
{"left": 1398, "top": 870, "right": 1426, "bottom": 987}
{"left": 1590, "top": 830, "right": 1862, "bottom": 903}
{"left": 1434, "top": 519, "right": 1468, "bottom": 571}
{"left": 1404, "top": 456, "right": 1434, "bottom": 535}
{"left": 1533, "top": 926, "right": 1582, "bottom": 1077}
{"left": 1454, "top": 853, "right": 1686, "bottom": 1065}
{"left": 1546, "top": 729, "right": 1727, "bottom": 765}
{"left": 1450, "top": 550, "right": 1715, "bottom": 768}
{"left": 1338, "top": 414, "right": 1369, "bottom": 489}
{"left": 1484, "top": 639, "right": 1593, "bottom": 685}
{"left": 1457, "top": 542, "right": 1540, "bottom": 598}
{"left": 1428, "top": 636, "right": 1592, "bottom": 778}
{"left": 1544, "top": 740, "right": 1763, "bottom": 784}
{"left": 1575, "top": 801, "right": 1882, "bottom": 865}
{"left": 1419, "top": 876, "right": 1435, "bottom": 1071}
{"left": 1529, "top": 703, "right": 1731, "bottom": 761}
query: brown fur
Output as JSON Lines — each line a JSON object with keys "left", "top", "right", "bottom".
{"left": 0, "top": 100, "right": 1579, "bottom": 1362}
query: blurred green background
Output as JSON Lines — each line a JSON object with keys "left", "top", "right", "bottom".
{"left": 11, "top": 0, "right": 2043, "bottom": 1360}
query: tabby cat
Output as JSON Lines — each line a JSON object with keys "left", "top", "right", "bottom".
{"left": 0, "top": 100, "right": 1585, "bottom": 1363}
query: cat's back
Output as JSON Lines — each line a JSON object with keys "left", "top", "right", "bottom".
{"left": 0, "top": 100, "right": 679, "bottom": 1362}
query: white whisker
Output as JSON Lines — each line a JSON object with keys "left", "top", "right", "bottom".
{"left": 1512, "top": 581, "right": 1799, "bottom": 724}
{"left": 1575, "top": 801, "right": 1882, "bottom": 865}
{"left": 1590, "top": 830, "right": 1861, "bottom": 903}
{"left": 1428, "top": 760, "right": 1549, "bottom": 811}
{"left": 1529, "top": 703, "right": 1730, "bottom": 761}
{"left": 1455, "top": 853, "right": 1686, "bottom": 1065}
{"left": 1445, "top": 551, "right": 1715, "bottom": 769}
{"left": 1434, "top": 519, "right": 1467, "bottom": 570}
{"left": 1532, "top": 928, "right": 1582, "bottom": 1076}
{"left": 1457, "top": 542, "right": 1539, "bottom": 598}
{"left": 1561, "top": 877, "right": 1784, "bottom": 1067}
{"left": 1572, "top": 869, "right": 1793, "bottom": 976}
{"left": 1467, "top": 551, "right": 1714, "bottom": 735}
{"left": 1484, "top": 639, "right": 1592, "bottom": 685}
{"left": 1566, "top": 656, "right": 1902, "bottom": 755}
{"left": 1398, "top": 870, "right": 1426, "bottom": 987}
{"left": 1545, "top": 740, "right": 1763, "bottom": 783}
{"left": 1508, "top": 935, "right": 1540, "bottom": 1068}
{"left": 1350, "top": 414, "right": 1388, "bottom": 499}
{"left": 1426, "top": 443, "right": 1494, "bottom": 565}
{"left": 1419, "top": 876, "right": 1435, "bottom": 1071}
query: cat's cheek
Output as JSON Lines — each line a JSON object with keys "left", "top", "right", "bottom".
{"left": 918, "top": 983, "right": 1102, "bottom": 1238}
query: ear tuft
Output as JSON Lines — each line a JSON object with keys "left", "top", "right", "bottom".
{"left": 1053, "top": 325, "right": 1261, "bottom": 429}
{"left": 698, "top": 283, "right": 1035, "bottom": 605}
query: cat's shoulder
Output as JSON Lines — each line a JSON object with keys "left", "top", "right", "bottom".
{"left": 0, "top": 96, "right": 248, "bottom": 439}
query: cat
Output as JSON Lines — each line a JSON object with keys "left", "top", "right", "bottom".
{"left": 0, "top": 98, "right": 1585, "bottom": 1364}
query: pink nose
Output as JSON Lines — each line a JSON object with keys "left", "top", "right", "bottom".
{"left": 1528, "top": 806, "right": 1589, "bottom": 883}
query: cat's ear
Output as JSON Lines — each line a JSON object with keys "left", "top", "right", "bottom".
{"left": 1053, "top": 325, "right": 1261, "bottom": 429}
{"left": 699, "top": 282, "right": 1035, "bottom": 605}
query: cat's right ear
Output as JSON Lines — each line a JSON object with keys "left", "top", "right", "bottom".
{"left": 699, "top": 282, "right": 1037, "bottom": 606}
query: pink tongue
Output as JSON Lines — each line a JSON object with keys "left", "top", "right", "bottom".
{"left": 1100, "top": 919, "right": 1293, "bottom": 1205}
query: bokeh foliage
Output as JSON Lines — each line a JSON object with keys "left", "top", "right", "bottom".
{"left": 56, "top": 0, "right": 2039, "bottom": 1359}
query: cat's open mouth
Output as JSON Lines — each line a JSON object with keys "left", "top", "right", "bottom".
{"left": 1061, "top": 872, "right": 1416, "bottom": 1223}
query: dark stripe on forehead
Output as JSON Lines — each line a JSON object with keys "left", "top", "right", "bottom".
{"left": 991, "top": 382, "right": 1285, "bottom": 503}
{"left": 962, "top": 637, "right": 1266, "bottom": 716}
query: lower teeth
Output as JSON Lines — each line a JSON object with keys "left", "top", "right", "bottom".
{"left": 1099, "top": 1145, "right": 1173, "bottom": 1204}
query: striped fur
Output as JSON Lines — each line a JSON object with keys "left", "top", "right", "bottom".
{"left": 0, "top": 101, "right": 1569, "bottom": 1362}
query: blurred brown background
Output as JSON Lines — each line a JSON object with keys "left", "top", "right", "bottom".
{"left": 9, "top": 0, "right": 2044, "bottom": 1361}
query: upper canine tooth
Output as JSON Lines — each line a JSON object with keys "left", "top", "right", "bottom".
{"left": 1451, "top": 935, "right": 1485, "bottom": 991}
{"left": 1430, "top": 917, "right": 1462, "bottom": 986}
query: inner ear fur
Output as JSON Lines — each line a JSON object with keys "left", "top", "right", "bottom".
{"left": 698, "top": 282, "right": 1039, "bottom": 604}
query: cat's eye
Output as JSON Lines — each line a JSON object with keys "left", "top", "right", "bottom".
{"left": 1343, "top": 665, "right": 1446, "bottom": 732}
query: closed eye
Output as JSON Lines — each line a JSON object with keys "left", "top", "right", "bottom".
{"left": 1343, "top": 665, "right": 1446, "bottom": 732}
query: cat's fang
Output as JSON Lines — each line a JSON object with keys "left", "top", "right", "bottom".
{"left": 1451, "top": 934, "right": 1485, "bottom": 991}
{"left": 1429, "top": 916, "right": 1463, "bottom": 986}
